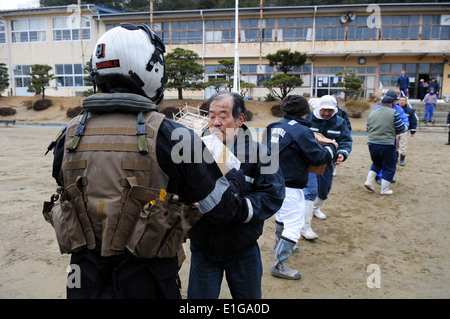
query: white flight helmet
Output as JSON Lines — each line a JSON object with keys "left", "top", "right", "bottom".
{"left": 90, "top": 23, "right": 166, "bottom": 104}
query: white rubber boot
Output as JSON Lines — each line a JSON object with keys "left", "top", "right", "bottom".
{"left": 380, "top": 179, "right": 393, "bottom": 195}
{"left": 301, "top": 200, "right": 318, "bottom": 240}
{"left": 313, "top": 198, "right": 326, "bottom": 220}
{"left": 364, "top": 170, "right": 377, "bottom": 192}
{"left": 271, "top": 238, "right": 301, "bottom": 280}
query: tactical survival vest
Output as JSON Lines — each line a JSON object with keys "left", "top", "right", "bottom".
{"left": 43, "top": 93, "right": 203, "bottom": 259}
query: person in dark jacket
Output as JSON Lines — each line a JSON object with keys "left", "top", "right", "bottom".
{"left": 332, "top": 95, "right": 352, "bottom": 177}
{"left": 303, "top": 95, "right": 353, "bottom": 229}
{"left": 47, "top": 24, "right": 247, "bottom": 299}
{"left": 446, "top": 111, "right": 450, "bottom": 145}
{"left": 397, "top": 70, "right": 410, "bottom": 97}
{"left": 265, "top": 95, "right": 337, "bottom": 280}
{"left": 419, "top": 79, "right": 427, "bottom": 101}
{"left": 187, "top": 92, "right": 285, "bottom": 298}
{"left": 396, "top": 96, "right": 417, "bottom": 166}
{"left": 428, "top": 77, "right": 440, "bottom": 97}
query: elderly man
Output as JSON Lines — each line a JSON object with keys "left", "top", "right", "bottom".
{"left": 396, "top": 96, "right": 417, "bottom": 166}
{"left": 365, "top": 95, "right": 407, "bottom": 195}
{"left": 301, "top": 95, "right": 352, "bottom": 240}
{"left": 188, "top": 92, "right": 285, "bottom": 298}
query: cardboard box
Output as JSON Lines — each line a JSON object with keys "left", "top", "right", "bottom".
{"left": 309, "top": 133, "right": 333, "bottom": 175}
{"left": 308, "top": 164, "right": 327, "bottom": 175}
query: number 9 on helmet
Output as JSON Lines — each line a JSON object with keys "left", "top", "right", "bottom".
{"left": 90, "top": 23, "right": 167, "bottom": 104}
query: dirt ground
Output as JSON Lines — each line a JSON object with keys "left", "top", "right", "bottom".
{"left": 1, "top": 96, "right": 449, "bottom": 299}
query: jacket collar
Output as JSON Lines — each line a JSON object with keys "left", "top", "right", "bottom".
{"left": 284, "top": 114, "right": 311, "bottom": 127}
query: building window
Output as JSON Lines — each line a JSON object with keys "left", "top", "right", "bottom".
{"left": 381, "top": 15, "right": 420, "bottom": 40}
{"left": 13, "top": 65, "right": 32, "bottom": 87}
{"left": 347, "top": 16, "right": 379, "bottom": 40}
{"left": 55, "top": 63, "right": 86, "bottom": 87}
{"left": 152, "top": 22, "right": 169, "bottom": 44}
{"left": 52, "top": 16, "right": 90, "bottom": 41}
{"left": 287, "top": 64, "right": 312, "bottom": 87}
{"left": 0, "top": 21, "right": 6, "bottom": 44}
{"left": 240, "top": 18, "right": 275, "bottom": 42}
{"left": 11, "top": 18, "right": 46, "bottom": 43}
{"left": 172, "top": 20, "right": 202, "bottom": 44}
{"left": 106, "top": 23, "right": 120, "bottom": 31}
{"left": 240, "top": 64, "right": 275, "bottom": 87}
{"left": 422, "top": 15, "right": 450, "bottom": 40}
{"left": 205, "top": 19, "right": 235, "bottom": 43}
{"left": 315, "top": 16, "right": 345, "bottom": 41}
{"left": 277, "top": 17, "right": 313, "bottom": 41}
{"left": 380, "top": 63, "right": 410, "bottom": 87}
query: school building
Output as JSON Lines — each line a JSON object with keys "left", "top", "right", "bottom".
{"left": 0, "top": 2, "right": 449, "bottom": 100}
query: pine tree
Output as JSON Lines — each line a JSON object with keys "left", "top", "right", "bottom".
{"left": 165, "top": 48, "right": 205, "bottom": 99}
{"left": 26, "top": 64, "right": 54, "bottom": 99}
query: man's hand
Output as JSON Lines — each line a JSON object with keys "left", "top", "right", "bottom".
{"left": 330, "top": 139, "right": 339, "bottom": 150}
{"left": 334, "top": 154, "right": 345, "bottom": 166}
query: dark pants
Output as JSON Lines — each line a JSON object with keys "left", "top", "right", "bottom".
{"left": 187, "top": 243, "right": 263, "bottom": 299}
{"left": 67, "top": 249, "right": 181, "bottom": 299}
{"left": 304, "top": 162, "right": 334, "bottom": 201}
{"left": 368, "top": 143, "right": 397, "bottom": 183}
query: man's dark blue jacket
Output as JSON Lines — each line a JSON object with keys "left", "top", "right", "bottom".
{"left": 264, "top": 114, "right": 337, "bottom": 189}
{"left": 189, "top": 124, "right": 285, "bottom": 261}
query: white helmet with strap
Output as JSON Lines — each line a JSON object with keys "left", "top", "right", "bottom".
{"left": 90, "top": 23, "right": 166, "bottom": 104}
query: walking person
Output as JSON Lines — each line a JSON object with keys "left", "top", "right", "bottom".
{"left": 265, "top": 95, "right": 338, "bottom": 279}
{"left": 423, "top": 87, "right": 438, "bottom": 123}
{"left": 396, "top": 96, "right": 417, "bottom": 166}
{"left": 365, "top": 95, "right": 407, "bottom": 195}
{"left": 397, "top": 70, "right": 410, "bottom": 98}
{"left": 302, "top": 95, "right": 352, "bottom": 239}
{"left": 333, "top": 95, "right": 352, "bottom": 176}
{"left": 419, "top": 79, "right": 427, "bottom": 101}
{"left": 373, "top": 90, "right": 408, "bottom": 184}
{"left": 428, "top": 77, "right": 440, "bottom": 97}
{"left": 446, "top": 111, "right": 450, "bottom": 145}
{"left": 187, "top": 92, "right": 285, "bottom": 298}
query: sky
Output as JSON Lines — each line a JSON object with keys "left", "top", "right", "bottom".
{"left": 0, "top": 0, "right": 40, "bottom": 10}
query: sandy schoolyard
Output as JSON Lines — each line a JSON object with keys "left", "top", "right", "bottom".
{"left": 0, "top": 98, "right": 449, "bottom": 299}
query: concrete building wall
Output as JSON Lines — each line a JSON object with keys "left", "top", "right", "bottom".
{"left": 1, "top": 3, "right": 449, "bottom": 100}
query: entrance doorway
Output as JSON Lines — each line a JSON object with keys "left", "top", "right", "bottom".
{"left": 417, "top": 74, "right": 430, "bottom": 100}
{"left": 405, "top": 63, "right": 443, "bottom": 99}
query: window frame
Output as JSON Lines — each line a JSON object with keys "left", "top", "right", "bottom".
{"left": 11, "top": 18, "right": 47, "bottom": 43}
{"left": 54, "top": 63, "right": 87, "bottom": 88}
{"left": 52, "top": 16, "right": 91, "bottom": 42}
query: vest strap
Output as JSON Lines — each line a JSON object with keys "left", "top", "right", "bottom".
{"left": 75, "top": 142, "right": 146, "bottom": 153}
{"left": 67, "top": 112, "right": 89, "bottom": 152}
{"left": 137, "top": 112, "right": 149, "bottom": 154}
{"left": 67, "top": 127, "right": 153, "bottom": 138}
